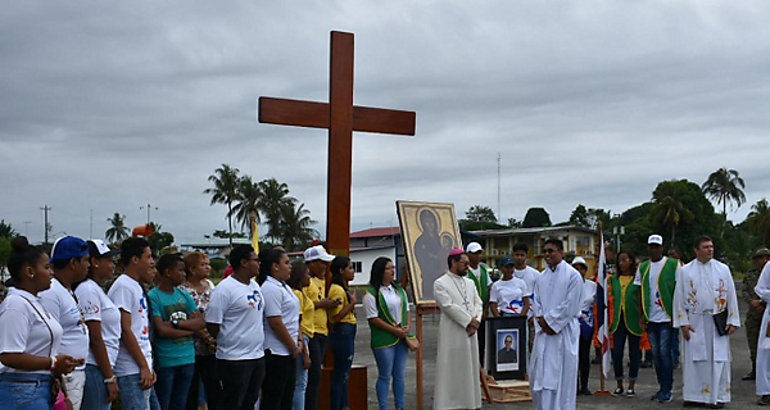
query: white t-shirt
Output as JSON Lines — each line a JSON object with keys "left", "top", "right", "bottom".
{"left": 206, "top": 276, "right": 265, "bottom": 361}
{"left": 261, "top": 276, "right": 300, "bottom": 356}
{"left": 634, "top": 257, "right": 672, "bottom": 323}
{"left": 76, "top": 279, "right": 122, "bottom": 367}
{"left": 39, "top": 278, "right": 89, "bottom": 370}
{"left": 513, "top": 266, "right": 540, "bottom": 297}
{"left": 107, "top": 274, "right": 153, "bottom": 376}
{"left": 580, "top": 280, "right": 597, "bottom": 327}
{"left": 489, "top": 277, "right": 528, "bottom": 315}
{"left": 469, "top": 265, "right": 492, "bottom": 286}
{"left": 0, "top": 288, "right": 64, "bottom": 374}
{"left": 363, "top": 285, "right": 409, "bottom": 325}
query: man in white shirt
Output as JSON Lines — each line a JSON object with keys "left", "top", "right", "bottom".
{"left": 633, "top": 234, "right": 680, "bottom": 403}
{"left": 206, "top": 245, "right": 265, "bottom": 410}
{"left": 511, "top": 243, "right": 540, "bottom": 353}
{"left": 674, "top": 236, "right": 739, "bottom": 408}
{"left": 529, "top": 238, "right": 583, "bottom": 410}
{"left": 39, "top": 236, "right": 90, "bottom": 410}
{"left": 108, "top": 237, "right": 157, "bottom": 410}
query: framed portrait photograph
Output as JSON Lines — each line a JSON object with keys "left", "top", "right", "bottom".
{"left": 486, "top": 316, "right": 528, "bottom": 380}
{"left": 396, "top": 200, "right": 462, "bottom": 305}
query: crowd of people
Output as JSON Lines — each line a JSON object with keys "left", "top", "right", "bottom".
{"left": 0, "top": 236, "right": 414, "bottom": 410}
{"left": 1, "top": 230, "right": 768, "bottom": 410}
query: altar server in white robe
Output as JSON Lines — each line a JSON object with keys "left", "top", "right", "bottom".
{"left": 753, "top": 256, "right": 770, "bottom": 405}
{"left": 529, "top": 238, "right": 583, "bottom": 410}
{"left": 434, "top": 248, "right": 483, "bottom": 410}
{"left": 673, "top": 236, "right": 739, "bottom": 408}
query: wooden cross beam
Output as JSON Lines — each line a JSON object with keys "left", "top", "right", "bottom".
{"left": 258, "top": 31, "right": 416, "bottom": 256}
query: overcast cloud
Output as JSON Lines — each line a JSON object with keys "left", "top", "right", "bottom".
{"left": 2, "top": 1, "right": 769, "bottom": 244}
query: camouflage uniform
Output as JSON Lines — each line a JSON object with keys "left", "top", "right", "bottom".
{"left": 744, "top": 266, "right": 765, "bottom": 374}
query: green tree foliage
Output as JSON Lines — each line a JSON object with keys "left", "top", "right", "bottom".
{"left": 279, "top": 202, "right": 318, "bottom": 251}
{"left": 522, "top": 207, "right": 551, "bottom": 228}
{"left": 212, "top": 230, "right": 246, "bottom": 239}
{"left": 569, "top": 205, "right": 611, "bottom": 229}
{"left": 701, "top": 167, "right": 747, "bottom": 217}
{"left": 748, "top": 198, "right": 770, "bottom": 246}
{"left": 232, "top": 176, "right": 262, "bottom": 237}
{"left": 258, "top": 178, "right": 294, "bottom": 242}
{"left": 204, "top": 164, "right": 240, "bottom": 247}
{"left": 0, "top": 220, "right": 17, "bottom": 238}
{"left": 507, "top": 218, "right": 522, "bottom": 228}
{"left": 459, "top": 205, "right": 504, "bottom": 231}
{"left": 146, "top": 222, "right": 174, "bottom": 254}
{"left": 105, "top": 213, "right": 129, "bottom": 245}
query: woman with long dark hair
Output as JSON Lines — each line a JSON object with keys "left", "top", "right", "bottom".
{"left": 609, "top": 250, "right": 642, "bottom": 397}
{"left": 362, "top": 257, "right": 411, "bottom": 410}
{"left": 258, "top": 248, "right": 300, "bottom": 410}
{"left": 287, "top": 261, "right": 312, "bottom": 410}
{"left": 328, "top": 256, "right": 356, "bottom": 410}
{"left": 0, "top": 236, "right": 79, "bottom": 409}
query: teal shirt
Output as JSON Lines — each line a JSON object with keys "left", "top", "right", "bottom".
{"left": 147, "top": 287, "right": 198, "bottom": 368}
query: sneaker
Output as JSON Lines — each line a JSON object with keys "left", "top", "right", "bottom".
{"left": 580, "top": 388, "right": 593, "bottom": 396}
{"left": 708, "top": 403, "right": 724, "bottom": 409}
{"left": 626, "top": 389, "right": 636, "bottom": 398}
{"left": 758, "top": 395, "right": 770, "bottom": 406}
{"left": 613, "top": 387, "right": 624, "bottom": 396}
{"left": 651, "top": 391, "right": 662, "bottom": 401}
{"left": 658, "top": 392, "right": 673, "bottom": 403}
{"left": 743, "top": 371, "right": 756, "bottom": 381}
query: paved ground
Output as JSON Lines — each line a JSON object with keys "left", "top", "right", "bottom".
{"left": 350, "top": 298, "right": 758, "bottom": 409}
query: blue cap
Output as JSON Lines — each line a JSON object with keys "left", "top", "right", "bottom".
{"left": 50, "top": 236, "right": 89, "bottom": 261}
{"left": 499, "top": 256, "right": 515, "bottom": 267}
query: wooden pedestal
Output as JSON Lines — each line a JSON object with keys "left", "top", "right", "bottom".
{"left": 318, "top": 364, "right": 368, "bottom": 409}
{"left": 486, "top": 380, "right": 532, "bottom": 403}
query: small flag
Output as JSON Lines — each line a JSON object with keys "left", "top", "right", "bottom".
{"left": 595, "top": 229, "right": 612, "bottom": 377}
{"left": 251, "top": 212, "right": 259, "bottom": 253}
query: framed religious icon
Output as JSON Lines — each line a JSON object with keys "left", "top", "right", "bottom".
{"left": 486, "top": 316, "right": 527, "bottom": 380}
{"left": 396, "top": 200, "right": 462, "bottom": 305}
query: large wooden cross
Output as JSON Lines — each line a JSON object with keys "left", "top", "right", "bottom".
{"left": 258, "top": 31, "right": 416, "bottom": 256}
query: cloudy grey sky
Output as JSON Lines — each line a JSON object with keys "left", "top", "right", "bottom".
{"left": 2, "top": 1, "right": 769, "bottom": 244}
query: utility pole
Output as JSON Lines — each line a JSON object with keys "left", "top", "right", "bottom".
{"left": 497, "top": 152, "right": 501, "bottom": 222}
{"left": 23, "top": 221, "right": 31, "bottom": 237}
{"left": 140, "top": 204, "right": 158, "bottom": 225}
{"left": 40, "top": 205, "right": 51, "bottom": 245}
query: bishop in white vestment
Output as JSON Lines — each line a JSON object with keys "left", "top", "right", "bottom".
{"left": 529, "top": 239, "right": 583, "bottom": 410}
{"left": 673, "top": 238, "right": 740, "bottom": 406}
{"left": 434, "top": 250, "right": 483, "bottom": 410}
{"left": 753, "top": 260, "right": 770, "bottom": 402}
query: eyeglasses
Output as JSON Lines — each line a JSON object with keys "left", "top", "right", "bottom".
{"left": 543, "top": 248, "right": 558, "bottom": 254}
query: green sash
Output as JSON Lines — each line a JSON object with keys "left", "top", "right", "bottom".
{"left": 366, "top": 285, "right": 413, "bottom": 349}
{"left": 608, "top": 275, "right": 642, "bottom": 336}
{"left": 467, "top": 264, "right": 490, "bottom": 303}
{"left": 639, "top": 257, "right": 679, "bottom": 321}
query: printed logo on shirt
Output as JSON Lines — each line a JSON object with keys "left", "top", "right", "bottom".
{"left": 139, "top": 296, "right": 147, "bottom": 313}
{"left": 247, "top": 289, "right": 263, "bottom": 310}
{"left": 654, "top": 290, "right": 663, "bottom": 309}
{"left": 82, "top": 300, "right": 101, "bottom": 315}
{"left": 506, "top": 299, "right": 524, "bottom": 314}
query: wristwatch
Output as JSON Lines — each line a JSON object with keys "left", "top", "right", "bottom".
{"left": 104, "top": 376, "right": 117, "bottom": 384}
{"left": 171, "top": 318, "right": 180, "bottom": 328}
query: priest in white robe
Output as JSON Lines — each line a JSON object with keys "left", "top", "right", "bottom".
{"left": 529, "top": 238, "right": 583, "bottom": 410}
{"left": 673, "top": 236, "right": 740, "bottom": 407}
{"left": 753, "top": 258, "right": 770, "bottom": 404}
{"left": 434, "top": 248, "right": 483, "bottom": 410}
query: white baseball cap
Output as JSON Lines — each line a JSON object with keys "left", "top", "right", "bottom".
{"left": 303, "top": 245, "right": 334, "bottom": 262}
{"left": 465, "top": 242, "right": 483, "bottom": 253}
{"left": 572, "top": 256, "right": 588, "bottom": 269}
{"left": 648, "top": 234, "right": 664, "bottom": 246}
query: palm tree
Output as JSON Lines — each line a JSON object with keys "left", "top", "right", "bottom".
{"left": 279, "top": 202, "right": 317, "bottom": 250}
{"left": 232, "top": 176, "right": 263, "bottom": 238}
{"left": 652, "top": 185, "right": 694, "bottom": 244}
{"left": 258, "top": 178, "right": 294, "bottom": 242}
{"left": 204, "top": 164, "right": 241, "bottom": 247}
{"left": 748, "top": 198, "right": 770, "bottom": 246}
{"left": 105, "top": 213, "right": 129, "bottom": 245}
{"left": 701, "top": 167, "right": 747, "bottom": 218}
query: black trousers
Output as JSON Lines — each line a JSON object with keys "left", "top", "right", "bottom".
{"left": 578, "top": 336, "right": 592, "bottom": 391}
{"left": 305, "top": 333, "right": 328, "bottom": 410}
{"left": 217, "top": 357, "right": 265, "bottom": 410}
{"left": 187, "top": 354, "right": 221, "bottom": 410}
{"left": 261, "top": 351, "right": 296, "bottom": 410}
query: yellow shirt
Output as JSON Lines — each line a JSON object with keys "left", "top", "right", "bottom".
{"left": 304, "top": 276, "right": 328, "bottom": 336}
{"left": 294, "top": 289, "right": 315, "bottom": 338}
{"left": 619, "top": 275, "right": 633, "bottom": 312}
{"left": 328, "top": 284, "right": 356, "bottom": 325}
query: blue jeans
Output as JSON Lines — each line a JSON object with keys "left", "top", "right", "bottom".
{"left": 0, "top": 372, "right": 52, "bottom": 410}
{"left": 117, "top": 374, "right": 152, "bottom": 410}
{"left": 647, "top": 321, "right": 675, "bottom": 395}
{"left": 372, "top": 339, "right": 408, "bottom": 410}
{"left": 83, "top": 364, "right": 112, "bottom": 410}
{"left": 672, "top": 330, "right": 680, "bottom": 366}
{"left": 330, "top": 323, "right": 356, "bottom": 410}
{"left": 292, "top": 334, "right": 310, "bottom": 410}
{"left": 611, "top": 318, "right": 641, "bottom": 381}
{"left": 155, "top": 364, "right": 195, "bottom": 410}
